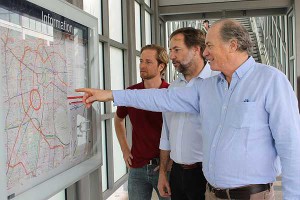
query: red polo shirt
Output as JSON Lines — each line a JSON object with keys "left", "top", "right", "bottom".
{"left": 116, "top": 80, "right": 169, "bottom": 168}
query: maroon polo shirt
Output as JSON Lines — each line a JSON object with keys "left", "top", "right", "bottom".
{"left": 116, "top": 79, "right": 169, "bottom": 168}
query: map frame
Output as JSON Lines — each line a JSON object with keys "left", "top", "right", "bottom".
{"left": 0, "top": 0, "right": 101, "bottom": 199}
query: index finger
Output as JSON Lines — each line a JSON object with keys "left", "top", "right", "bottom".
{"left": 75, "top": 88, "right": 92, "bottom": 93}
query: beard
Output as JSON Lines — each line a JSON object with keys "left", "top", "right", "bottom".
{"left": 174, "top": 61, "right": 193, "bottom": 75}
{"left": 173, "top": 52, "right": 194, "bottom": 75}
{"left": 176, "top": 64, "right": 188, "bottom": 74}
{"left": 140, "top": 72, "right": 157, "bottom": 80}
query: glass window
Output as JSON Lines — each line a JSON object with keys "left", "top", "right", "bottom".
{"left": 287, "top": 13, "right": 295, "bottom": 89}
{"left": 112, "top": 120, "right": 126, "bottom": 182}
{"left": 164, "top": 61, "right": 170, "bottom": 83}
{"left": 135, "top": 1, "right": 141, "bottom": 50}
{"left": 159, "top": 20, "right": 166, "bottom": 46}
{"left": 83, "top": 0, "right": 102, "bottom": 34}
{"left": 145, "top": 0, "right": 151, "bottom": 7}
{"left": 289, "top": 60, "right": 295, "bottom": 86}
{"left": 136, "top": 56, "right": 142, "bottom": 83}
{"left": 99, "top": 44, "right": 107, "bottom": 191}
{"left": 99, "top": 0, "right": 102, "bottom": 34}
{"left": 145, "top": 11, "right": 151, "bottom": 45}
{"left": 109, "top": 0, "right": 123, "bottom": 42}
{"left": 110, "top": 47, "right": 124, "bottom": 112}
{"left": 282, "top": 16, "right": 286, "bottom": 43}
{"left": 99, "top": 43, "right": 105, "bottom": 114}
{"left": 288, "top": 16, "right": 294, "bottom": 57}
{"left": 101, "top": 121, "right": 108, "bottom": 191}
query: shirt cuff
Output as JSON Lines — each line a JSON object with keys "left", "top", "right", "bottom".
{"left": 112, "top": 90, "right": 126, "bottom": 106}
{"left": 159, "top": 138, "right": 171, "bottom": 150}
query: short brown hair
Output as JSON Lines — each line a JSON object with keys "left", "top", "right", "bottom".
{"left": 141, "top": 44, "right": 169, "bottom": 75}
{"left": 170, "top": 27, "right": 206, "bottom": 60}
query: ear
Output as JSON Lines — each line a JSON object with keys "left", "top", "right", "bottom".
{"left": 229, "top": 39, "right": 238, "bottom": 52}
{"left": 158, "top": 63, "right": 165, "bottom": 72}
{"left": 193, "top": 46, "right": 201, "bottom": 55}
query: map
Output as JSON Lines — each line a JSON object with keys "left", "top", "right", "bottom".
{"left": 0, "top": 6, "right": 90, "bottom": 196}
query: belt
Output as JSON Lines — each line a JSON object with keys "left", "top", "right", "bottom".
{"left": 174, "top": 162, "right": 202, "bottom": 169}
{"left": 148, "top": 158, "right": 159, "bottom": 165}
{"left": 207, "top": 182, "right": 272, "bottom": 199}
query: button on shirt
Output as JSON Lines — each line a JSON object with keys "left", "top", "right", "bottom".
{"left": 160, "top": 64, "right": 218, "bottom": 164}
{"left": 113, "top": 57, "right": 300, "bottom": 199}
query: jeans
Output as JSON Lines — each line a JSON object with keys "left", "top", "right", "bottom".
{"left": 128, "top": 164, "right": 170, "bottom": 200}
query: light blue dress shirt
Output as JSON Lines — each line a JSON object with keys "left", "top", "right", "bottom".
{"left": 113, "top": 57, "right": 300, "bottom": 199}
{"left": 160, "top": 63, "right": 218, "bottom": 164}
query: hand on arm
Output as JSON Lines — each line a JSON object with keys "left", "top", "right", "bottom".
{"left": 158, "top": 150, "right": 171, "bottom": 198}
{"left": 114, "top": 113, "right": 133, "bottom": 168}
{"left": 75, "top": 88, "right": 113, "bottom": 108}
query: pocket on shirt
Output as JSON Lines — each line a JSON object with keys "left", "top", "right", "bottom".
{"left": 228, "top": 102, "right": 257, "bottom": 128}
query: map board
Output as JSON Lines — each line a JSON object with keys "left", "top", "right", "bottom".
{"left": 0, "top": 0, "right": 99, "bottom": 198}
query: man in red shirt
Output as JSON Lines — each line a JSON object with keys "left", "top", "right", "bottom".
{"left": 114, "top": 44, "right": 170, "bottom": 200}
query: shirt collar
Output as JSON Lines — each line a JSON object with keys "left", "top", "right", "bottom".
{"left": 217, "top": 56, "right": 255, "bottom": 82}
{"left": 141, "top": 79, "right": 168, "bottom": 89}
{"left": 234, "top": 56, "right": 255, "bottom": 79}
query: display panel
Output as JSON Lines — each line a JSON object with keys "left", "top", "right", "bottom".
{"left": 0, "top": 0, "right": 91, "bottom": 197}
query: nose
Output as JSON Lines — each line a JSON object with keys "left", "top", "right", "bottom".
{"left": 139, "top": 61, "right": 146, "bottom": 69}
{"left": 203, "top": 47, "right": 209, "bottom": 58}
{"left": 169, "top": 51, "right": 175, "bottom": 60}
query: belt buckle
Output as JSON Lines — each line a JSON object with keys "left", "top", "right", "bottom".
{"left": 213, "top": 187, "right": 221, "bottom": 194}
{"left": 148, "top": 158, "right": 159, "bottom": 165}
{"left": 209, "top": 184, "right": 221, "bottom": 194}
{"left": 149, "top": 159, "right": 153, "bottom": 165}
{"left": 216, "top": 188, "right": 224, "bottom": 196}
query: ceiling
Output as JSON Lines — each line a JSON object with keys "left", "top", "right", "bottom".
{"left": 158, "top": 0, "right": 292, "bottom": 21}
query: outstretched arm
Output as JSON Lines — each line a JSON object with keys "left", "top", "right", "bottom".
{"left": 113, "top": 86, "right": 200, "bottom": 113}
{"left": 76, "top": 85, "right": 201, "bottom": 114}
{"left": 75, "top": 88, "right": 113, "bottom": 108}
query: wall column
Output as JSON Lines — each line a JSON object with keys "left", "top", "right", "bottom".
{"left": 295, "top": 1, "right": 300, "bottom": 104}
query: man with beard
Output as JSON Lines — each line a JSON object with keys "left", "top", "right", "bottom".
{"left": 114, "top": 44, "right": 170, "bottom": 200}
{"left": 158, "top": 27, "right": 218, "bottom": 200}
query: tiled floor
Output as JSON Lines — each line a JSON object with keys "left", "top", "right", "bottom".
{"left": 106, "top": 186, "right": 159, "bottom": 200}
{"left": 107, "top": 178, "right": 282, "bottom": 200}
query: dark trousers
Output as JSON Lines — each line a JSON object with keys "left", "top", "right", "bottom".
{"left": 170, "top": 162, "right": 207, "bottom": 200}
